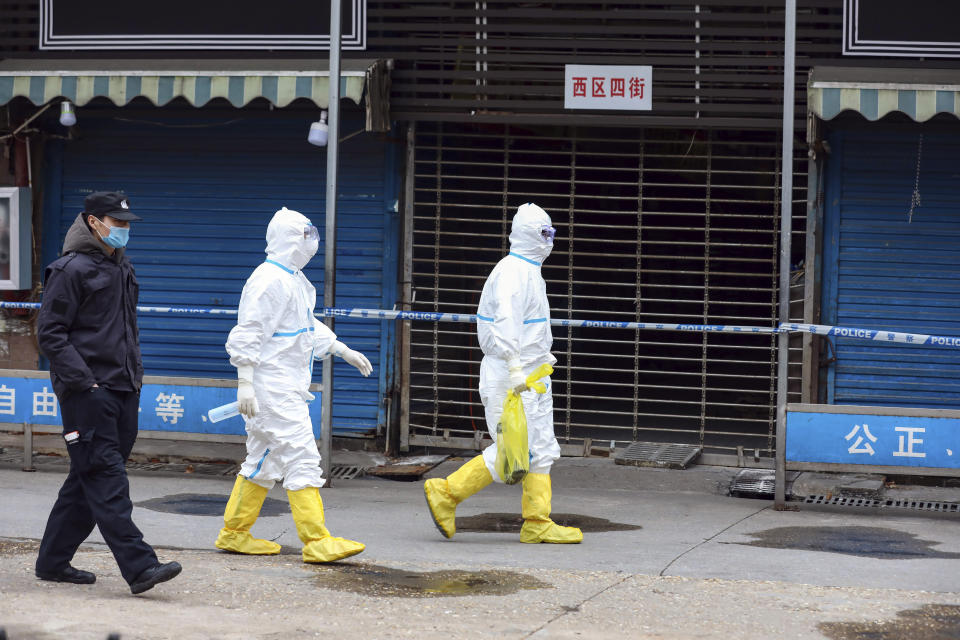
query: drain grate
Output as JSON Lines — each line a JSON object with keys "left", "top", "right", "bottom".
{"left": 328, "top": 464, "right": 365, "bottom": 480}
{"left": 729, "top": 469, "right": 776, "bottom": 498}
{"left": 614, "top": 442, "right": 701, "bottom": 469}
{"left": 802, "top": 494, "right": 960, "bottom": 513}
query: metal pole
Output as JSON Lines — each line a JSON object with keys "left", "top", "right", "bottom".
{"left": 320, "top": 0, "right": 342, "bottom": 488}
{"left": 802, "top": 115, "right": 820, "bottom": 404}
{"left": 775, "top": 0, "right": 797, "bottom": 509}
{"left": 399, "top": 122, "right": 415, "bottom": 452}
{"left": 22, "top": 422, "right": 35, "bottom": 472}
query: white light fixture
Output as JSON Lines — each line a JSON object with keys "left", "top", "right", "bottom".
{"left": 59, "top": 100, "right": 76, "bottom": 127}
{"left": 307, "top": 110, "right": 328, "bottom": 146}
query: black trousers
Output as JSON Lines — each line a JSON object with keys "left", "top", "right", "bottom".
{"left": 36, "top": 387, "right": 157, "bottom": 584}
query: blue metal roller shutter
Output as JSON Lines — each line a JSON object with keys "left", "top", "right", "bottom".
{"left": 823, "top": 127, "right": 960, "bottom": 408}
{"left": 48, "top": 109, "right": 399, "bottom": 436}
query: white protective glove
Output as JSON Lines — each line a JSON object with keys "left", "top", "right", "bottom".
{"left": 332, "top": 340, "right": 373, "bottom": 377}
{"left": 236, "top": 365, "right": 259, "bottom": 418}
{"left": 507, "top": 357, "right": 527, "bottom": 395}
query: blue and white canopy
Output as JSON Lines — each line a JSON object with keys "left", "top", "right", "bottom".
{"left": 808, "top": 66, "right": 960, "bottom": 122}
{"left": 0, "top": 59, "right": 373, "bottom": 108}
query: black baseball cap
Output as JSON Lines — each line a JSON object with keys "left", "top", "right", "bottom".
{"left": 84, "top": 191, "right": 142, "bottom": 222}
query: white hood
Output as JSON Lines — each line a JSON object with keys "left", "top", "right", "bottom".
{"left": 508, "top": 202, "right": 553, "bottom": 264}
{"left": 265, "top": 207, "right": 318, "bottom": 271}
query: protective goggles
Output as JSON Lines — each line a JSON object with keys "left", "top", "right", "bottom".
{"left": 540, "top": 225, "right": 556, "bottom": 243}
{"left": 304, "top": 224, "right": 320, "bottom": 241}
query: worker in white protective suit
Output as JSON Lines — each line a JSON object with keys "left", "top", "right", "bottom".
{"left": 424, "top": 203, "right": 583, "bottom": 544}
{"left": 216, "top": 207, "right": 373, "bottom": 563}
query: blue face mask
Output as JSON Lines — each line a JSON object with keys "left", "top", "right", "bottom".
{"left": 94, "top": 219, "right": 130, "bottom": 249}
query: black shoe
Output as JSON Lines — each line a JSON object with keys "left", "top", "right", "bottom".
{"left": 129, "top": 561, "right": 181, "bottom": 594}
{"left": 35, "top": 565, "right": 96, "bottom": 584}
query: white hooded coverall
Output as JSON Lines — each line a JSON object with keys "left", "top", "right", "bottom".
{"left": 226, "top": 208, "right": 335, "bottom": 491}
{"left": 477, "top": 203, "right": 561, "bottom": 481}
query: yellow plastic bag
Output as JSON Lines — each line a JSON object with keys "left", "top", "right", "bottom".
{"left": 494, "top": 363, "right": 554, "bottom": 484}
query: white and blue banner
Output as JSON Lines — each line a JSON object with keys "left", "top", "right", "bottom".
{"left": 786, "top": 409, "right": 960, "bottom": 469}
{"left": 0, "top": 373, "right": 323, "bottom": 437}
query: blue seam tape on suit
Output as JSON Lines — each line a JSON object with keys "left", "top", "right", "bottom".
{"left": 248, "top": 448, "right": 271, "bottom": 478}
{"left": 508, "top": 252, "right": 541, "bottom": 266}
{"left": 264, "top": 259, "right": 295, "bottom": 274}
{"left": 272, "top": 327, "right": 315, "bottom": 338}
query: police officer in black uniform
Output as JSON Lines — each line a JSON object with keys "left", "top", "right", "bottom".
{"left": 35, "top": 192, "right": 181, "bottom": 595}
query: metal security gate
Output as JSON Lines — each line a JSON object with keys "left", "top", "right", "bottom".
{"left": 823, "top": 125, "right": 960, "bottom": 408}
{"left": 405, "top": 122, "right": 804, "bottom": 457}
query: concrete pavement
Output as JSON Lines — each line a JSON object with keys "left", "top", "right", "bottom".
{"left": 1, "top": 452, "right": 960, "bottom": 639}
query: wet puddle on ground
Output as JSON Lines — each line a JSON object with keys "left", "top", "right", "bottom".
{"left": 820, "top": 604, "right": 960, "bottom": 639}
{"left": 312, "top": 563, "right": 549, "bottom": 597}
{"left": 136, "top": 493, "right": 288, "bottom": 517}
{"left": 731, "top": 526, "right": 960, "bottom": 560}
{"left": 457, "top": 512, "right": 641, "bottom": 534}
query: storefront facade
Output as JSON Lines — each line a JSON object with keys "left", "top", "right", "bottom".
{"left": 0, "top": 57, "right": 400, "bottom": 439}
{"left": 805, "top": 68, "right": 960, "bottom": 411}
{"left": 3, "top": 1, "right": 960, "bottom": 464}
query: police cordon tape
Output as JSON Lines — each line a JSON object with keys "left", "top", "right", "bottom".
{"left": 3, "top": 301, "right": 960, "bottom": 348}
{"left": 781, "top": 323, "right": 960, "bottom": 348}
{"left": 1, "top": 301, "right": 778, "bottom": 333}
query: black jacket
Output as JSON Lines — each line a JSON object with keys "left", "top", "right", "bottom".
{"left": 38, "top": 214, "right": 143, "bottom": 397}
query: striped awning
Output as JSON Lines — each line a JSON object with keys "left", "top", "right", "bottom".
{"left": 0, "top": 59, "right": 372, "bottom": 109}
{"left": 808, "top": 67, "right": 960, "bottom": 122}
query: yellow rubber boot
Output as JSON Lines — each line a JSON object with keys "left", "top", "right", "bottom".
{"left": 423, "top": 455, "right": 493, "bottom": 538}
{"left": 520, "top": 473, "right": 583, "bottom": 544}
{"left": 215, "top": 475, "right": 282, "bottom": 555}
{"left": 287, "top": 487, "right": 365, "bottom": 563}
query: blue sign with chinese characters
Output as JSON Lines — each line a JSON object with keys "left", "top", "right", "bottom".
{"left": 786, "top": 409, "right": 960, "bottom": 469}
{"left": 0, "top": 374, "right": 323, "bottom": 437}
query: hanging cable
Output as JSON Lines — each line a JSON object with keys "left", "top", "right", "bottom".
{"left": 908, "top": 132, "right": 923, "bottom": 223}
